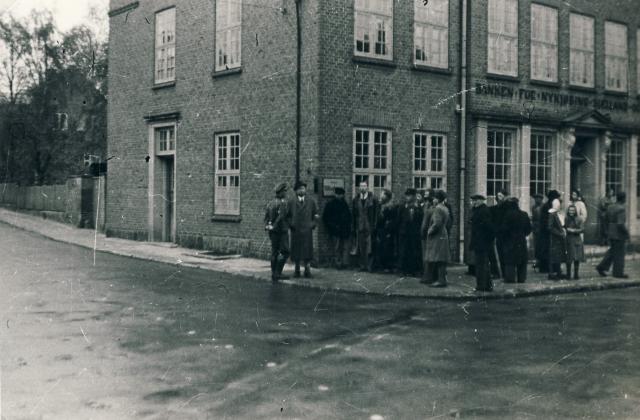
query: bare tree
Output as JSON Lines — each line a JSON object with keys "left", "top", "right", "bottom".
{"left": 0, "top": 16, "right": 31, "bottom": 105}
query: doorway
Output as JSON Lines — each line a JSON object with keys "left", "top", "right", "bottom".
{"left": 161, "top": 156, "right": 175, "bottom": 242}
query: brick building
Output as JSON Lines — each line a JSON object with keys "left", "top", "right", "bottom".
{"left": 106, "top": 0, "right": 640, "bottom": 262}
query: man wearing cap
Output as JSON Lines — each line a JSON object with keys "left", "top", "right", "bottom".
{"left": 398, "top": 187, "right": 424, "bottom": 276}
{"left": 352, "top": 181, "right": 379, "bottom": 271}
{"left": 470, "top": 194, "right": 494, "bottom": 291}
{"left": 322, "top": 187, "right": 351, "bottom": 269}
{"left": 264, "top": 183, "right": 292, "bottom": 282}
{"left": 290, "top": 180, "right": 320, "bottom": 278}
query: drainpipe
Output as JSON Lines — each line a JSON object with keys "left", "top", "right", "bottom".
{"left": 458, "top": 0, "right": 468, "bottom": 262}
{"left": 295, "top": 0, "right": 302, "bottom": 183}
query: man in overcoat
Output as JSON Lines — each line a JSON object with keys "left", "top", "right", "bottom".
{"left": 290, "top": 180, "right": 319, "bottom": 278}
{"left": 469, "top": 194, "right": 494, "bottom": 291}
{"left": 424, "top": 190, "right": 451, "bottom": 287}
{"left": 596, "top": 191, "right": 630, "bottom": 278}
{"left": 490, "top": 189, "right": 509, "bottom": 278}
{"left": 264, "top": 183, "right": 292, "bottom": 282}
{"left": 322, "top": 187, "right": 351, "bottom": 269}
{"left": 352, "top": 181, "right": 379, "bottom": 271}
{"left": 500, "top": 197, "right": 532, "bottom": 283}
{"left": 397, "top": 188, "right": 424, "bottom": 276}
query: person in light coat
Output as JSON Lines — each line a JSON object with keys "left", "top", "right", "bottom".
{"left": 424, "top": 190, "right": 451, "bottom": 288}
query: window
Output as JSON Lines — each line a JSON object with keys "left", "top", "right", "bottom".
{"left": 487, "top": 0, "right": 518, "bottom": 76}
{"left": 487, "top": 129, "right": 513, "bottom": 197}
{"left": 354, "top": 0, "right": 393, "bottom": 60}
{"left": 215, "top": 0, "right": 241, "bottom": 71}
{"left": 413, "top": 132, "right": 447, "bottom": 190}
{"left": 569, "top": 14, "right": 595, "bottom": 88}
{"left": 155, "top": 125, "right": 176, "bottom": 155}
{"left": 530, "top": 4, "right": 557, "bottom": 82}
{"left": 530, "top": 132, "right": 552, "bottom": 196}
{"left": 155, "top": 8, "right": 176, "bottom": 84}
{"left": 637, "top": 29, "right": 640, "bottom": 94}
{"left": 353, "top": 128, "right": 392, "bottom": 197}
{"left": 414, "top": 0, "right": 448, "bottom": 68}
{"left": 605, "top": 21, "right": 628, "bottom": 92}
{"left": 55, "top": 113, "right": 68, "bottom": 131}
{"left": 215, "top": 133, "right": 241, "bottom": 215}
{"left": 606, "top": 138, "right": 624, "bottom": 194}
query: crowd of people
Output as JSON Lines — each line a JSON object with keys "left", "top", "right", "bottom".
{"left": 264, "top": 180, "right": 631, "bottom": 291}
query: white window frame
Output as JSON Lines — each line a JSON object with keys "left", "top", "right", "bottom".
{"left": 487, "top": 0, "right": 518, "bottom": 76}
{"left": 529, "top": 132, "right": 552, "bottom": 197}
{"left": 605, "top": 21, "right": 628, "bottom": 92}
{"left": 55, "top": 113, "right": 68, "bottom": 131}
{"left": 530, "top": 4, "right": 557, "bottom": 82}
{"left": 413, "top": 132, "right": 447, "bottom": 190}
{"left": 569, "top": 14, "right": 595, "bottom": 88}
{"left": 154, "top": 7, "right": 176, "bottom": 84}
{"left": 154, "top": 124, "right": 176, "bottom": 156}
{"left": 606, "top": 138, "right": 625, "bottom": 194}
{"left": 637, "top": 29, "right": 640, "bottom": 95}
{"left": 214, "top": 132, "right": 241, "bottom": 216}
{"left": 215, "top": 0, "right": 242, "bottom": 72}
{"left": 354, "top": 0, "right": 393, "bottom": 61}
{"left": 414, "top": 0, "right": 448, "bottom": 69}
{"left": 487, "top": 128, "right": 513, "bottom": 198}
{"left": 353, "top": 127, "right": 392, "bottom": 198}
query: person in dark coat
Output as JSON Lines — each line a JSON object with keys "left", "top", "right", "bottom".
{"left": 424, "top": 190, "right": 451, "bottom": 287}
{"left": 397, "top": 188, "right": 424, "bottom": 276}
{"left": 596, "top": 191, "right": 630, "bottom": 278}
{"left": 352, "top": 181, "right": 379, "bottom": 271}
{"left": 531, "top": 194, "right": 544, "bottom": 271}
{"left": 322, "top": 187, "right": 351, "bottom": 269}
{"left": 500, "top": 197, "right": 532, "bottom": 283}
{"left": 490, "top": 189, "right": 509, "bottom": 278}
{"left": 548, "top": 197, "right": 567, "bottom": 280}
{"left": 539, "top": 189, "right": 561, "bottom": 273}
{"left": 469, "top": 194, "right": 494, "bottom": 292}
{"left": 264, "top": 183, "right": 292, "bottom": 282}
{"left": 597, "top": 188, "right": 616, "bottom": 245}
{"left": 564, "top": 204, "right": 585, "bottom": 279}
{"left": 290, "top": 180, "right": 319, "bottom": 278}
{"left": 375, "top": 189, "right": 398, "bottom": 272}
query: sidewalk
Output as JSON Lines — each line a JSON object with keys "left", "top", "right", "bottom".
{"left": 1, "top": 207, "right": 639, "bottom": 300}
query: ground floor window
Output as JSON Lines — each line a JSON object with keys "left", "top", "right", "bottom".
{"left": 605, "top": 138, "right": 624, "bottom": 194}
{"left": 530, "top": 132, "right": 552, "bottom": 197}
{"left": 353, "top": 127, "right": 392, "bottom": 197}
{"left": 487, "top": 128, "right": 513, "bottom": 197}
{"left": 413, "top": 132, "right": 447, "bottom": 190}
{"left": 214, "top": 132, "right": 241, "bottom": 215}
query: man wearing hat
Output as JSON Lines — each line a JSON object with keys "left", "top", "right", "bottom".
{"left": 322, "top": 186, "right": 351, "bottom": 269}
{"left": 469, "top": 193, "right": 494, "bottom": 291}
{"left": 398, "top": 187, "right": 423, "bottom": 276}
{"left": 424, "top": 190, "right": 451, "bottom": 287}
{"left": 352, "top": 181, "right": 379, "bottom": 272}
{"left": 290, "top": 180, "right": 320, "bottom": 277}
{"left": 264, "top": 182, "right": 292, "bottom": 282}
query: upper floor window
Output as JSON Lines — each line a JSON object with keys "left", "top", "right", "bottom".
{"left": 530, "top": 4, "right": 557, "bottom": 82}
{"left": 354, "top": 0, "right": 393, "bottom": 60}
{"left": 55, "top": 113, "right": 68, "bottom": 131}
{"left": 353, "top": 127, "right": 392, "bottom": 197}
{"left": 215, "top": 133, "right": 241, "bottom": 215}
{"left": 487, "top": 0, "right": 518, "bottom": 76}
{"left": 569, "top": 14, "right": 595, "bottom": 88}
{"left": 155, "top": 8, "right": 176, "bottom": 84}
{"left": 414, "top": 0, "right": 448, "bottom": 69}
{"left": 413, "top": 132, "right": 447, "bottom": 190}
{"left": 215, "top": 0, "right": 242, "bottom": 71}
{"left": 605, "top": 21, "right": 628, "bottom": 92}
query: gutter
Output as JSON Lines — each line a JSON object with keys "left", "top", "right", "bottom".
{"left": 458, "top": 0, "right": 468, "bottom": 262}
{"left": 295, "top": 0, "right": 302, "bottom": 183}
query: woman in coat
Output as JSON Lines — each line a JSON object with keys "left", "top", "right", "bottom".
{"left": 564, "top": 204, "right": 585, "bottom": 279}
{"left": 424, "top": 190, "right": 451, "bottom": 287}
{"left": 548, "top": 198, "right": 567, "bottom": 280}
{"left": 499, "top": 197, "right": 532, "bottom": 283}
{"left": 538, "top": 190, "right": 561, "bottom": 273}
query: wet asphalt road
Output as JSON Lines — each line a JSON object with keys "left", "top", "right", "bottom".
{"left": 1, "top": 222, "right": 639, "bottom": 419}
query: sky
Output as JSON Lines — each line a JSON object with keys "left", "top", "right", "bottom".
{"left": 0, "top": 0, "right": 109, "bottom": 39}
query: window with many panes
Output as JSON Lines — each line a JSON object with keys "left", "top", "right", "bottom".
{"left": 530, "top": 4, "right": 557, "bottom": 82}
{"left": 606, "top": 138, "right": 624, "bottom": 194}
{"left": 215, "top": 133, "right": 241, "bottom": 215}
{"left": 155, "top": 8, "right": 176, "bottom": 84}
{"left": 354, "top": 128, "right": 392, "bottom": 197}
{"left": 354, "top": 0, "right": 393, "bottom": 60}
{"left": 530, "top": 132, "right": 552, "bottom": 197}
{"left": 413, "top": 132, "right": 447, "bottom": 190}
{"left": 215, "top": 0, "right": 241, "bottom": 71}
{"left": 487, "top": 0, "right": 518, "bottom": 76}
{"left": 605, "top": 21, "right": 628, "bottom": 92}
{"left": 155, "top": 125, "right": 176, "bottom": 155}
{"left": 569, "top": 14, "right": 595, "bottom": 88}
{"left": 487, "top": 129, "right": 513, "bottom": 197}
{"left": 414, "top": 0, "right": 448, "bottom": 68}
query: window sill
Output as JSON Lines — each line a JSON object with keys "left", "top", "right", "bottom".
{"left": 412, "top": 64, "right": 452, "bottom": 75}
{"left": 212, "top": 67, "right": 242, "bottom": 78}
{"left": 485, "top": 73, "right": 520, "bottom": 83}
{"left": 211, "top": 214, "right": 242, "bottom": 223}
{"left": 152, "top": 81, "right": 176, "bottom": 90}
{"left": 352, "top": 55, "right": 396, "bottom": 68}
{"left": 567, "top": 84, "right": 596, "bottom": 93}
{"left": 603, "top": 89, "right": 629, "bottom": 98}
{"left": 529, "top": 78, "right": 560, "bottom": 88}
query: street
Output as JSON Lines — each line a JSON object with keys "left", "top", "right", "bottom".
{"left": 1, "top": 222, "right": 639, "bottom": 419}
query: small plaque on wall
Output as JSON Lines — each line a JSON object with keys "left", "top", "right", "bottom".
{"left": 322, "top": 178, "right": 345, "bottom": 197}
